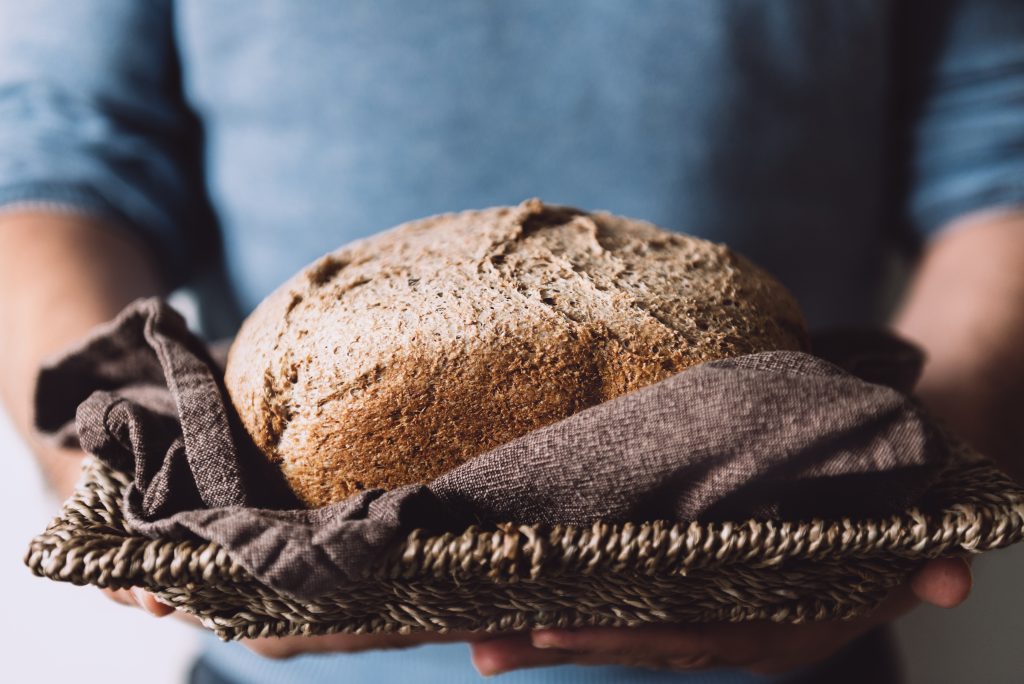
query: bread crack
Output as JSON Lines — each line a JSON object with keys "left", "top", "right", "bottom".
{"left": 515, "top": 198, "right": 585, "bottom": 238}
{"left": 259, "top": 367, "right": 293, "bottom": 461}
{"left": 307, "top": 255, "right": 348, "bottom": 287}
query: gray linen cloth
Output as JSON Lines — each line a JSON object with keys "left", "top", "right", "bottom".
{"left": 34, "top": 299, "right": 949, "bottom": 599}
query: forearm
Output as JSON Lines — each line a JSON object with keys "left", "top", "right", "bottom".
{"left": 892, "top": 209, "right": 1024, "bottom": 481}
{"left": 0, "top": 211, "right": 163, "bottom": 497}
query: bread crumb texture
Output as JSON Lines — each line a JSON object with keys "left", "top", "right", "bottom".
{"left": 225, "top": 200, "right": 808, "bottom": 507}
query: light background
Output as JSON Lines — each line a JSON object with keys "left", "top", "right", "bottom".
{"left": 2, "top": 407, "right": 1021, "bottom": 684}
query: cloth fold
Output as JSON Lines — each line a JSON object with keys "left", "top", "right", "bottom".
{"left": 35, "top": 299, "right": 950, "bottom": 599}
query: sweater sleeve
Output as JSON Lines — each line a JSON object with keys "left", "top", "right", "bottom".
{"left": 901, "top": 0, "right": 1024, "bottom": 240}
{"left": 0, "top": 0, "right": 203, "bottom": 285}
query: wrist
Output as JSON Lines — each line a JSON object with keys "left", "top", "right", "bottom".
{"left": 0, "top": 210, "right": 164, "bottom": 495}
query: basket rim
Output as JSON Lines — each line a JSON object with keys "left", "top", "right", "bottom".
{"left": 26, "top": 448, "right": 1024, "bottom": 595}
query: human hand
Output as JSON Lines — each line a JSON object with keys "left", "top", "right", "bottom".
{"left": 103, "top": 586, "right": 499, "bottom": 658}
{"left": 102, "top": 587, "right": 192, "bottom": 621}
{"left": 469, "top": 556, "right": 971, "bottom": 676}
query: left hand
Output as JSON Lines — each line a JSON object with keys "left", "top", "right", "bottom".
{"left": 105, "top": 586, "right": 496, "bottom": 659}
{"left": 470, "top": 556, "right": 971, "bottom": 676}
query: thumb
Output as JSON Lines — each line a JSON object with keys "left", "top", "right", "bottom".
{"left": 910, "top": 557, "right": 972, "bottom": 609}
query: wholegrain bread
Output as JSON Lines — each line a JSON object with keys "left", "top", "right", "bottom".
{"left": 225, "top": 199, "right": 808, "bottom": 507}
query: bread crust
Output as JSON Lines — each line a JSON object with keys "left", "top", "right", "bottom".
{"left": 225, "top": 200, "right": 808, "bottom": 507}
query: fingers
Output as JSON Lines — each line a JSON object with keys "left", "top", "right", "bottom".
{"left": 243, "top": 628, "right": 493, "bottom": 660}
{"left": 131, "top": 588, "right": 176, "bottom": 617}
{"left": 102, "top": 588, "right": 138, "bottom": 608}
{"left": 470, "top": 629, "right": 717, "bottom": 676}
{"left": 532, "top": 625, "right": 706, "bottom": 660}
{"left": 827, "top": 557, "right": 970, "bottom": 631}
{"left": 471, "top": 635, "right": 563, "bottom": 675}
{"left": 910, "top": 557, "right": 972, "bottom": 608}
{"left": 102, "top": 557, "right": 972, "bottom": 671}
{"left": 532, "top": 626, "right": 716, "bottom": 671}
{"left": 100, "top": 587, "right": 175, "bottom": 617}
{"left": 480, "top": 582, "right": 924, "bottom": 678}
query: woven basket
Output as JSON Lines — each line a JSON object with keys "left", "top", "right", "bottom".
{"left": 26, "top": 441, "right": 1024, "bottom": 642}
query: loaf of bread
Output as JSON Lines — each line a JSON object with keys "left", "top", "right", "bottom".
{"left": 225, "top": 199, "right": 808, "bottom": 507}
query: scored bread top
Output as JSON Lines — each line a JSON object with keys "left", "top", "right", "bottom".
{"left": 225, "top": 199, "right": 808, "bottom": 507}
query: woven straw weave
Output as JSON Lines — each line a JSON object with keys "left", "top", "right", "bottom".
{"left": 26, "top": 442, "right": 1024, "bottom": 641}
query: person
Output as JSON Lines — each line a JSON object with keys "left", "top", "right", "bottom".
{"left": 0, "top": 1, "right": 1021, "bottom": 682}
